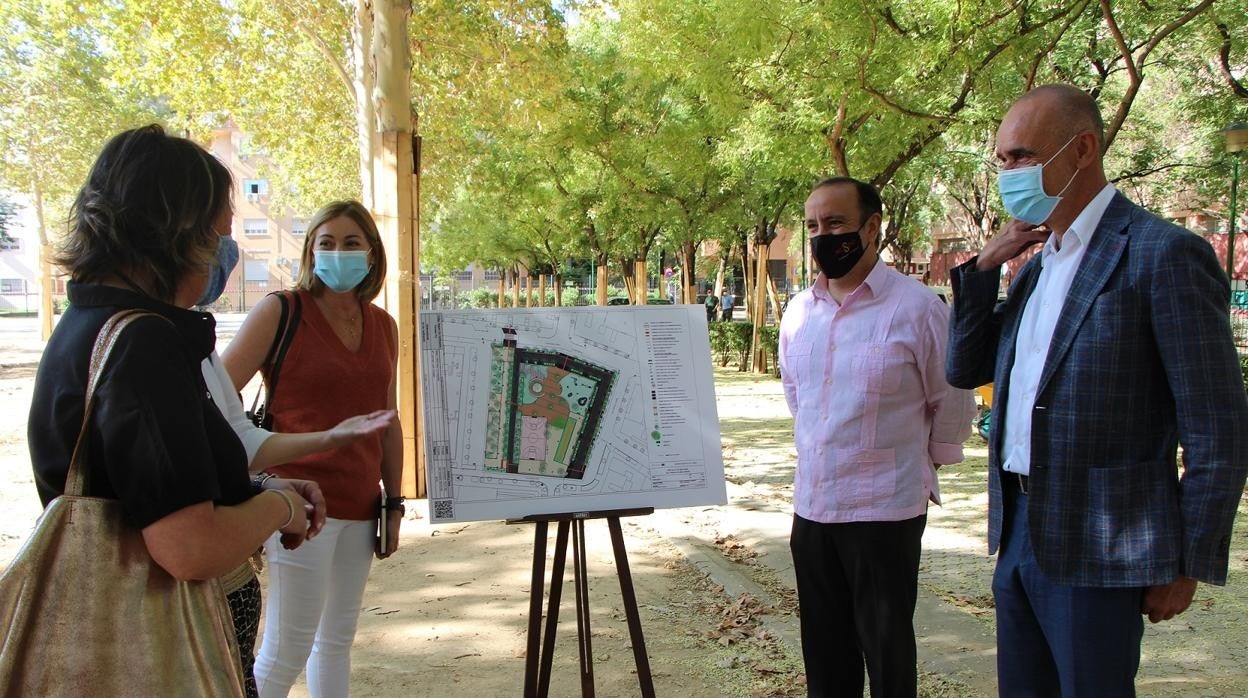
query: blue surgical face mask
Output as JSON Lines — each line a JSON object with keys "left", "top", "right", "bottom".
{"left": 196, "top": 235, "right": 239, "bottom": 306}
{"left": 997, "top": 133, "right": 1081, "bottom": 225}
{"left": 313, "top": 250, "right": 371, "bottom": 293}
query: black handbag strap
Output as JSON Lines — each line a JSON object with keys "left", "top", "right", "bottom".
{"left": 249, "top": 291, "right": 302, "bottom": 419}
{"left": 66, "top": 309, "right": 164, "bottom": 497}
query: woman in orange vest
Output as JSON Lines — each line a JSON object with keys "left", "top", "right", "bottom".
{"left": 223, "top": 200, "right": 403, "bottom": 697}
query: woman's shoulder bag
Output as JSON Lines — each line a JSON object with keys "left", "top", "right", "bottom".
{"left": 0, "top": 309, "right": 246, "bottom": 696}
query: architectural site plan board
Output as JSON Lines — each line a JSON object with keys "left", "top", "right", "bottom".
{"left": 419, "top": 305, "right": 727, "bottom": 523}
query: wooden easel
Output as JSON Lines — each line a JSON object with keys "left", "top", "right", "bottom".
{"left": 508, "top": 508, "right": 656, "bottom": 698}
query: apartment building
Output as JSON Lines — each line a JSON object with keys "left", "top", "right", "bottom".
{"left": 205, "top": 125, "right": 310, "bottom": 312}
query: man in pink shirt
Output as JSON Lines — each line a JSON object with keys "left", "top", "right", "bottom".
{"left": 779, "top": 177, "right": 974, "bottom": 697}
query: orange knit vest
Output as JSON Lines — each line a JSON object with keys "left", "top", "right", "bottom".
{"left": 264, "top": 290, "right": 396, "bottom": 520}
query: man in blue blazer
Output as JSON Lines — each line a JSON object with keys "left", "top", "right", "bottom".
{"left": 947, "top": 84, "right": 1248, "bottom": 696}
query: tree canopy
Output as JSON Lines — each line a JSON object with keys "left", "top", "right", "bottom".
{"left": 1, "top": 0, "right": 1245, "bottom": 300}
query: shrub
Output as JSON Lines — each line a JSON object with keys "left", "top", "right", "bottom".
{"left": 559, "top": 286, "right": 585, "bottom": 306}
{"left": 1240, "top": 351, "right": 1248, "bottom": 390}
{"left": 757, "top": 325, "right": 780, "bottom": 377}
{"left": 708, "top": 320, "right": 753, "bottom": 371}
{"left": 468, "top": 287, "right": 497, "bottom": 308}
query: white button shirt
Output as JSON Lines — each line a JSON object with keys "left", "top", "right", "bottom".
{"left": 1001, "top": 184, "right": 1117, "bottom": 475}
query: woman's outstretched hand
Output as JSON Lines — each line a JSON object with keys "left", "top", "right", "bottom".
{"left": 326, "top": 409, "right": 397, "bottom": 448}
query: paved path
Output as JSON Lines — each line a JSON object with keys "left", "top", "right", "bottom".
{"left": 7, "top": 316, "right": 1248, "bottom": 696}
{"left": 701, "top": 369, "right": 1248, "bottom": 697}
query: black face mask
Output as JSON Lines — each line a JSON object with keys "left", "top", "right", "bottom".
{"left": 810, "top": 230, "right": 865, "bottom": 279}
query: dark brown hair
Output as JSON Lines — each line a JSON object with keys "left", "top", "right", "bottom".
{"left": 811, "top": 176, "right": 883, "bottom": 223}
{"left": 56, "top": 124, "right": 232, "bottom": 302}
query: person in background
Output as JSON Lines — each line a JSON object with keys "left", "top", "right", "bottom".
{"left": 28, "top": 125, "right": 315, "bottom": 696}
{"left": 779, "top": 176, "right": 974, "bottom": 698}
{"left": 946, "top": 84, "right": 1248, "bottom": 695}
{"left": 223, "top": 200, "right": 402, "bottom": 697}
{"left": 704, "top": 286, "right": 719, "bottom": 323}
{"left": 721, "top": 288, "right": 735, "bottom": 321}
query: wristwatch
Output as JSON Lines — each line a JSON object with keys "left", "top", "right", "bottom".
{"left": 252, "top": 472, "right": 279, "bottom": 489}
{"left": 383, "top": 496, "right": 406, "bottom": 516}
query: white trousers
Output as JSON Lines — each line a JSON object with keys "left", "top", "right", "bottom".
{"left": 254, "top": 518, "right": 375, "bottom": 698}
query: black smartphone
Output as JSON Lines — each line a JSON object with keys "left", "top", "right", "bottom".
{"left": 376, "top": 494, "right": 388, "bottom": 556}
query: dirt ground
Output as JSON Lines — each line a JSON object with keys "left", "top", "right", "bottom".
{"left": 0, "top": 320, "right": 808, "bottom": 698}
{"left": 5, "top": 315, "right": 1246, "bottom": 697}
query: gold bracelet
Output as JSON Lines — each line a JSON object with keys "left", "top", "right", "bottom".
{"left": 270, "top": 489, "right": 295, "bottom": 529}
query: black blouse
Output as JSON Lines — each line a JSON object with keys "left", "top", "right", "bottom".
{"left": 28, "top": 282, "right": 253, "bottom": 529}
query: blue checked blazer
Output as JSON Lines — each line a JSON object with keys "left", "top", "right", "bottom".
{"left": 946, "top": 192, "right": 1248, "bottom": 587}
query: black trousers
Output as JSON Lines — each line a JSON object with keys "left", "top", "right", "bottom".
{"left": 790, "top": 513, "right": 927, "bottom": 698}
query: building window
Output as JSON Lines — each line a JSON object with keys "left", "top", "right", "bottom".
{"left": 244, "top": 260, "right": 269, "bottom": 287}
{"left": 291, "top": 219, "right": 308, "bottom": 237}
{"left": 243, "top": 179, "right": 268, "bottom": 196}
{"left": 243, "top": 218, "right": 269, "bottom": 237}
{"left": 0, "top": 278, "right": 23, "bottom": 294}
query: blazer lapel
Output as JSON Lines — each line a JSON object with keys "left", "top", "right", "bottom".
{"left": 1036, "top": 193, "right": 1134, "bottom": 397}
{"left": 992, "top": 255, "right": 1042, "bottom": 461}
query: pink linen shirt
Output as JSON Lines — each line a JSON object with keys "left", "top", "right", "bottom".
{"left": 779, "top": 261, "right": 975, "bottom": 523}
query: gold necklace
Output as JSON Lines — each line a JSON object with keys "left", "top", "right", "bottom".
{"left": 341, "top": 311, "right": 361, "bottom": 338}
{"left": 320, "top": 298, "right": 361, "bottom": 339}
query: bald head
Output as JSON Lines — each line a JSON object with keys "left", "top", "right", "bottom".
{"left": 1012, "top": 84, "right": 1105, "bottom": 153}
{"left": 995, "top": 83, "right": 1109, "bottom": 231}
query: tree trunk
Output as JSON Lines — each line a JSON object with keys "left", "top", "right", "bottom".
{"left": 511, "top": 265, "right": 521, "bottom": 308}
{"left": 498, "top": 268, "right": 507, "bottom": 307}
{"left": 658, "top": 249, "right": 667, "bottom": 290}
{"left": 740, "top": 241, "right": 753, "bottom": 321}
{"left": 750, "top": 240, "right": 770, "bottom": 373}
{"left": 368, "top": 0, "right": 421, "bottom": 496}
{"left": 33, "top": 176, "right": 54, "bottom": 340}
{"left": 766, "top": 272, "right": 783, "bottom": 324}
{"left": 595, "top": 256, "right": 608, "bottom": 305}
{"left": 679, "top": 240, "right": 697, "bottom": 303}
{"left": 554, "top": 270, "right": 563, "bottom": 307}
{"left": 621, "top": 259, "right": 636, "bottom": 303}
{"left": 634, "top": 259, "right": 648, "bottom": 304}
{"left": 352, "top": 2, "right": 376, "bottom": 210}
{"left": 712, "top": 257, "right": 726, "bottom": 301}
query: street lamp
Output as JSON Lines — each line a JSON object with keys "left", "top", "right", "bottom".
{"left": 1221, "top": 122, "right": 1248, "bottom": 305}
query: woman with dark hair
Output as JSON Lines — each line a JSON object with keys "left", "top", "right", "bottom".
{"left": 223, "top": 200, "right": 402, "bottom": 697}
{"left": 28, "top": 124, "right": 318, "bottom": 696}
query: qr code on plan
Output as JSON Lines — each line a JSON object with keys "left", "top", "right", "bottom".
{"left": 432, "top": 499, "right": 454, "bottom": 520}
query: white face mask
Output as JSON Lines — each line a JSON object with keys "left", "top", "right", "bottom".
{"left": 997, "top": 133, "right": 1080, "bottom": 225}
